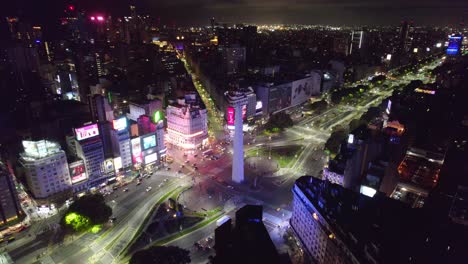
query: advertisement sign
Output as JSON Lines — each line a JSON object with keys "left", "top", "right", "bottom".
{"left": 242, "top": 105, "right": 247, "bottom": 121}
{"left": 103, "top": 159, "right": 114, "bottom": 174}
{"left": 69, "top": 160, "right": 87, "bottom": 184}
{"left": 227, "top": 107, "right": 235, "bottom": 126}
{"left": 75, "top": 124, "right": 99, "bottom": 141}
{"left": 142, "top": 135, "right": 157, "bottom": 150}
{"left": 112, "top": 117, "right": 127, "bottom": 131}
{"left": 113, "top": 157, "right": 122, "bottom": 172}
{"left": 144, "top": 152, "right": 158, "bottom": 164}
{"left": 131, "top": 137, "right": 142, "bottom": 164}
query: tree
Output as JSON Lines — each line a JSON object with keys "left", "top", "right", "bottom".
{"left": 265, "top": 112, "right": 293, "bottom": 131}
{"left": 324, "top": 128, "right": 348, "bottom": 155}
{"left": 62, "top": 194, "right": 112, "bottom": 232}
{"left": 308, "top": 100, "right": 328, "bottom": 113}
{"left": 130, "top": 246, "right": 191, "bottom": 264}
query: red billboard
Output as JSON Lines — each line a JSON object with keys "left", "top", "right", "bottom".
{"left": 69, "top": 160, "right": 87, "bottom": 184}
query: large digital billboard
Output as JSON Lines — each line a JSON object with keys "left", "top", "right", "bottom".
{"left": 69, "top": 160, "right": 87, "bottom": 184}
{"left": 447, "top": 35, "right": 463, "bottom": 55}
{"left": 144, "top": 152, "right": 158, "bottom": 165}
{"left": 142, "top": 135, "right": 157, "bottom": 150}
{"left": 103, "top": 159, "right": 114, "bottom": 174}
{"left": 112, "top": 117, "right": 127, "bottom": 131}
{"left": 75, "top": 124, "right": 99, "bottom": 141}
{"left": 131, "top": 137, "right": 142, "bottom": 164}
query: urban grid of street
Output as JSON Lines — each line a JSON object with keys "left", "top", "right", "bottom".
{"left": 3, "top": 55, "right": 442, "bottom": 264}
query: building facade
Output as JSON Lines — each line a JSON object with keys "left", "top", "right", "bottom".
{"left": 166, "top": 99, "right": 208, "bottom": 150}
{"left": 0, "top": 162, "right": 22, "bottom": 225}
{"left": 19, "top": 140, "right": 72, "bottom": 199}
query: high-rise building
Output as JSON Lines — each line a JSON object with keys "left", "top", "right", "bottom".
{"left": 223, "top": 45, "right": 246, "bottom": 75}
{"left": 213, "top": 205, "right": 281, "bottom": 264}
{"left": 349, "top": 30, "right": 364, "bottom": 55}
{"left": 19, "top": 140, "right": 72, "bottom": 199}
{"left": 166, "top": 98, "right": 208, "bottom": 150}
{"left": 74, "top": 124, "right": 105, "bottom": 187}
{"left": 127, "top": 99, "right": 163, "bottom": 121}
{"left": 89, "top": 94, "right": 114, "bottom": 123}
{"left": 399, "top": 21, "right": 414, "bottom": 52}
{"left": 291, "top": 176, "right": 466, "bottom": 263}
{"left": 0, "top": 162, "right": 22, "bottom": 225}
{"left": 111, "top": 117, "right": 132, "bottom": 169}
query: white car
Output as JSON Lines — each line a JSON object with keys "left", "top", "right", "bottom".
{"left": 146, "top": 187, "right": 152, "bottom": 192}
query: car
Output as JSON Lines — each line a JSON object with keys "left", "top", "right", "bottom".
{"left": 177, "top": 170, "right": 182, "bottom": 174}
{"left": 136, "top": 182, "right": 141, "bottom": 186}
{"left": 185, "top": 160, "right": 189, "bottom": 164}
{"left": 194, "top": 154, "right": 198, "bottom": 158}
{"left": 112, "top": 186, "right": 118, "bottom": 190}
{"left": 123, "top": 188, "right": 129, "bottom": 192}
{"left": 164, "top": 178, "right": 169, "bottom": 182}
{"left": 146, "top": 187, "right": 152, "bottom": 192}
{"left": 166, "top": 167, "right": 171, "bottom": 171}
{"left": 227, "top": 185, "right": 234, "bottom": 190}
{"left": 194, "top": 167, "right": 198, "bottom": 171}
{"left": 7, "top": 237, "right": 15, "bottom": 243}
{"left": 180, "top": 165, "right": 185, "bottom": 168}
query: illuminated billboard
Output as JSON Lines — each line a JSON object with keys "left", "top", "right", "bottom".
{"left": 113, "top": 157, "right": 122, "bottom": 172}
{"left": 69, "top": 160, "right": 87, "bottom": 184}
{"left": 227, "top": 107, "right": 235, "bottom": 126}
{"left": 75, "top": 124, "right": 99, "bottom": 141}
{"left": 447, "top": 35, "right": 463, "bottom": 55}
{"left": 113, "top": 117, "right": 127, "bottom": 131}
{"left": 131, "top": 137, "right": 142, "bottom": 164}
{"left": 144, "top": 153, "right": 158, "bottom": 165}
{"left": 142, "top": 135, "right": 157, "bottom": 150}
{"left": 103, "top": 159, "right": 114, "bottom": 174}
{"left": 153, "top": 111, "right": 163, "bottom": 123}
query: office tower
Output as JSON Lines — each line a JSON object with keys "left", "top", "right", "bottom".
{"left": 241, "top": 25, "right": 257, "bottom": 67}
{"left": 213, "top": 205, "right": 281, "bottom": 264}
{"left": 399, "top": 20, "right": 414, "bottom": 52}
{"left": 74, "top": 124, "right": 105, "bottom": 186}
{"left": 222, "top": 45, "right": 246, "bottom": 75}
{"left": 111, "top": 117, "right": 132, "bottom": 169}
{"left": 210, "top": 17, "right": 216, "bottom": 36}
{"left": 232, "top": 103, "right": 244, "bottom": 183}
{"left": 127, "top": 99, "right": 163, "bottom": 121}
{"left": 0, "top": 162, "right": 22, "bottom": 225}
{"left": 89, "top": 94, "right": 114, "bottom": 123}
{"left": 19, "top": 140, "right": 72, "bottom": 199}
{"left": 349, "top": 30, "right": 364, "bottom": 55}
{"left": 166, "top": 98, "right": 208, "bottom": 150}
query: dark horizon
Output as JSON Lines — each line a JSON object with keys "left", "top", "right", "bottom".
{"left": 2, "top": 0, "right": 468, "bottom": 30}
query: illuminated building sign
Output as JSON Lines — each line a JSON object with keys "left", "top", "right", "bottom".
{"left": 242, "top": 105, "right": 247, "bottom": 120}
{"left": 144, "top": 153, "right": 158, "bottom": 164}
{"left": 112, "top": 117, "right": 127, "bottom": 131}
{"left": 227, "top": 107, "right": 235, "bottom": 126}
{"left": 113, "top": 157, "right": 122, "bottom": 172}
{"left": 103, "top": 159, "right": 114, "bottom": 174}
{"left": 75, "top": 124, "right": 99, "bottom": 141}
{"left": 414, "top": 88, "right": 436, "bottom": 95}
{"left": 69, "top": 160, "right": 87, "bottom": 184}
{"left": 256, "top": 101, "right": 263, "bottom": 110}
{"left": 447, "top": 35, "right": 463, "bottom": 55}
{"left": 154, "top": 110, "right": 163, "bottom": 123}
{"left": 131, "top": 137, "right": 142, "bottom": 164}
{"left": 347, "top": 134, "right": 355, "bottom": 144}
{"left": 142, "top": 135, "right": 157, "bottom": 150}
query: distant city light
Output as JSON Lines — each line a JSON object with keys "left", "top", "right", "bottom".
{"left": 413, "top": 48, "right": 418, "bottom": 53}
{"left": 90, "top": 16, "right": 96, "bottom": 21}
{"left": 436, "top": 43, "right": 442, "bottom": 48}
{"left": 97, "top": 16, "right": 104, "bottom": 21}
{"left": 386, "top": 54, "right": 392, "bottom": 61}
{"left": 68, "top": 5, "right": 75, "bottom": 11}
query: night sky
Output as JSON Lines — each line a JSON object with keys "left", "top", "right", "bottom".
{"left": 1, "top": 0, "right": 468, "bottom": 37}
